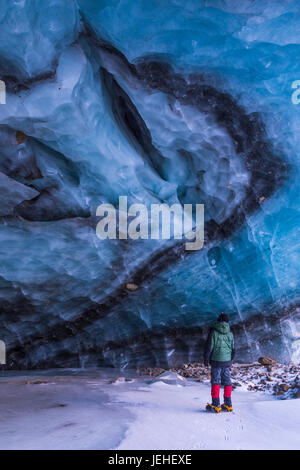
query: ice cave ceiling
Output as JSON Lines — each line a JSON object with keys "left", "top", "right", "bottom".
{"left": 0, "top": 0, "right": 299, "bottom": 369}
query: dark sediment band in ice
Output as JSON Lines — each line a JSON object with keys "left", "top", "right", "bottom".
{"left": 3, "top": 303, "right": 299, "bottom": 370}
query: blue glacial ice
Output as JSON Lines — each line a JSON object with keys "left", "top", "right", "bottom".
{"left": 0, "top": 0, "right": 299, "bottom": 369}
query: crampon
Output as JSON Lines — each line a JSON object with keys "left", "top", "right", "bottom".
{"left": 221, "top": 404, "right": 233, "bottom": 412}
{"left": 206, "top": 403, "right": 221, "bottom": 413}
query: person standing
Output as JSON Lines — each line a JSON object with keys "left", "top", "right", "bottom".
{"left": 204, "top": 313, "right": 235, "bottom": 412}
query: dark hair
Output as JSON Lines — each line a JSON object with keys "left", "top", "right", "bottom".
{"left": 217, "top": 313, "right": 229, "bottom": 323}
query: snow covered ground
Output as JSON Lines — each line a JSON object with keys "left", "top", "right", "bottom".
{"left": 0, "top": 369, "right": 299, "bottom": 450}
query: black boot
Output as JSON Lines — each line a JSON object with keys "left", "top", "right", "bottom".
{"left": 212, "top": 398, "right": 220, "bottom": 407}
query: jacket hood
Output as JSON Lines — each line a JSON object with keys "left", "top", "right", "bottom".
{"left": 213, "top": 322, "right": 230, "bottom": 334}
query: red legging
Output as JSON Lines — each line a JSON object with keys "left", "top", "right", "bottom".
{"left": 211, "top": 384, "right": 220, "bottom": 398}
{"left": 211, "top": 384, "right": 232, "bottom": 398}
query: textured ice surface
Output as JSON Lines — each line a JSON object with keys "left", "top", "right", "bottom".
{"left": 0, "top": 369, "right": 134, "bottom": 450}
{"left": 0, "top": 1, "right": 299, "bottom": 368}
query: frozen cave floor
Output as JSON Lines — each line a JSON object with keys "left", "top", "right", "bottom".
{"left": 0, "top": 368, "right": 299, "bottom": 450}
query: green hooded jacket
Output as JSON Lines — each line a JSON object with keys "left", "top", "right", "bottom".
{"left": 209, "top": 322, "right": 234, "bottom": 362}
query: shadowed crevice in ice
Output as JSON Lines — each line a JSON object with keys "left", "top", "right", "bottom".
{"left": 101, "top": 67, "right": 167, "bottom": 180}
{"left": 0, "top": 127, "right": 91, "bottom": 221}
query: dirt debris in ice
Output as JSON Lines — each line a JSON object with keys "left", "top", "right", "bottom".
{"left": 138, "top": 361, "right": 300, "bottom": 399}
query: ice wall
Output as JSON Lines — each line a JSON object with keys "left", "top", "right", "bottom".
{"left": 0, "top": 0, "right": 299, "bottom": 369}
